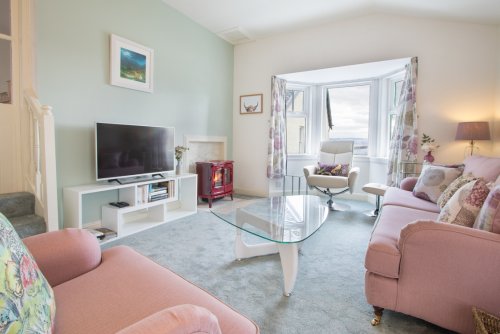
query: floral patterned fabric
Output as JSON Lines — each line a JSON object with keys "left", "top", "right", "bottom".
{"left": 473, "top": 185, "right": 500, "bottom": 233}
{"left": 413, "top": 164, "right": 463, "bottom": 203}
{"left": 267, "top": 76, "right": 287, "bottom": 179}
{"left": 315, "top": 163, "right": 349, "bottom": 177}
{"left": 436, "top": 173, "right": 477, "bottom": 208}
{"left": 0, "top": 213, "right": 55, "bottom": 333}
{"left": 438, "top": 179, "right": 491, "bottom": 227}
{"left": 386, "top": 57, "right": 419, "bottom": 186}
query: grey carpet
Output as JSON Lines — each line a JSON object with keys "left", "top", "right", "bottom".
{"left": 103, "top": 197, "right": 452, "bottom": 334}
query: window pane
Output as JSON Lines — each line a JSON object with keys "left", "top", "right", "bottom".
{"left": 393, "top": 80, "right": 404, "bottom": 107}
{"left": 286, "top": 117, "right": 306, "bottom": 154}
{"left": 286, "top": 90, "right": 293, "bottom": 112}
{"left": 293, "top": 91, "right": 303, "bottom": 112}
{"left": 327, "top": 85, "right": 370, "bottom": 155}
{"left": 285, "top": 90, "right": 304, "bottom": 113}
{"left": 0, "top": 0, "right": 11, "bottom": 36}
{"left": 0, "top": 39, "right": 12, "bottom": 104}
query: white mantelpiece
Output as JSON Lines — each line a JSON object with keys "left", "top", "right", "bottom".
{"left": 183, "top": 135, "right": 227, "bottom": 173}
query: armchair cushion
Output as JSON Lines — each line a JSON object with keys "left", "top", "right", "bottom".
{"left": 116, "top": 304, "right": 222, "bottom": 334}
{"left": 413, "top": 164, "right": 463, "bottom": 203}
{"left": 315, "top": 162, "right": 349, "bottom": 176}
{"left": 23, "top": 228, "right": 102, "bottom": 287}
{"left": 0, "top": 213, "right": 56, "bottom": 333}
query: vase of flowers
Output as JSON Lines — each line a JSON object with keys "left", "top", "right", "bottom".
{"left": 174, "top": 146, "right": 189, "bottom": 175}
{"left": 421, "top": 133, "right": 439, "bottom": 163}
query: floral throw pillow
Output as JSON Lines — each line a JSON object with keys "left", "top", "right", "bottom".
{"left": 413, "top": 165, "right": 463, "bottom": 203}
{"left": 438, "top": 179, "right": 491, "bottom": 227}
{"left": 0, "top": 213, "right": 55, "bottom": 333}
{"left": 436, "top": 173, "right": 477, "bottom": 209}
{"left": 315, "top": 163, "right": 349, "bottom": 177}
{"left": 473, "top": 185, "right": 500, "bottom": 234}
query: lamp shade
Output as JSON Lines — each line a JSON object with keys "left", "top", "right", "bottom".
{"left": 455, "top": 122, "right": 491, "bottom": 141}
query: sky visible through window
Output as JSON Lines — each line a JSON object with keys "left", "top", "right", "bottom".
{"left": 328, "top": 85, "right": 370, "bottom": 155}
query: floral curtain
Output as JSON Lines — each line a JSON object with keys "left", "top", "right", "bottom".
{"left": 267, "top": 76, "right": 287, "bottom": 179}
{"left": 386, "top": 57, "right": 418, "bottom": 186}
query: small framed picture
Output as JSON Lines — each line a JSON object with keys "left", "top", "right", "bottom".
{"left": 240, "top": 94, "right": 263, "bottom": 114}
{"left": 110, "top": 34, "right": 154, "bottom": 93}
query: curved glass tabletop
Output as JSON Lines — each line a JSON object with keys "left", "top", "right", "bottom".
{"left": 210, "top": 195, "right": 329, "bottom": 244}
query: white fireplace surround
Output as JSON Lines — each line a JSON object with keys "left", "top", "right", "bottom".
{"left": 183, "top": 135, "right": 227, "bottom": 173}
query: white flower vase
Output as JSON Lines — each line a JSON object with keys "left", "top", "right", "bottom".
{"left": 176, "top": 160, "right": 182, "bottom": 175}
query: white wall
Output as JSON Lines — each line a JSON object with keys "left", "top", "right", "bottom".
{"left": 233, "top": 14, "right": 499, "bottom": 197}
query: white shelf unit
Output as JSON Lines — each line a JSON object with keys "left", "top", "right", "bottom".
{"left": 63, "top": 174, "right": 197, "bottom": 242}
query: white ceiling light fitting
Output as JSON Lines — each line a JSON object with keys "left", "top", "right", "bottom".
{"left": 217, "top": 26, "right": 253, "bottom": 45}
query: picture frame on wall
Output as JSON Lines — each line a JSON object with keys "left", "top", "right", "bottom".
{"left": 240, "top": 94, "right": 263, "bottom": 114}
{"left": 110, "top": 34, "right": 154, "bottom": 93}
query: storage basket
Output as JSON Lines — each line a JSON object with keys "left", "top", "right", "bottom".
{"left": 473, "top": 307, "right": 500, "bottom": 334}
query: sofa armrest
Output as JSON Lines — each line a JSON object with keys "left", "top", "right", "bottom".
{"left": 397, "top": 220, "right": 500, "bottom": 324}
{"left": 23, "top": 228, "right": 102, "bottom": 287}
{"left": 399, "top": 177, "right": 418, "bottom": 191}
{"left": 116, "top": 304, "right": 222, "bottom": 334}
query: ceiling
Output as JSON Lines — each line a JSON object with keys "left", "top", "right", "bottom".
{"left": 161, "top": 0, "right": 500, "bottom": 44}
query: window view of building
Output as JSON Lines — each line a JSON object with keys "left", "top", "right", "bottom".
{"left": 286, "top": 88, "right": 307, "bottom": 154}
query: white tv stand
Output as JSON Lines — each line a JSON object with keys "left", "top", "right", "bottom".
{"left": 63, "top": 174, "right": 197, "bottom": 242}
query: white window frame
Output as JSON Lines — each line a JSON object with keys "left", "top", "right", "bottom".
{"left": 378, "top": 70, "right": 405, "bottom": 157}
{"left": 285, "top": 83, "right": 316, "bottom": 158}
{"left": 320, "top": 80, "right": 378, "bottom": 157}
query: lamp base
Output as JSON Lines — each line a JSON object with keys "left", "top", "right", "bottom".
{"left": 464, "top": 144, "right": 480, "bottom": 157}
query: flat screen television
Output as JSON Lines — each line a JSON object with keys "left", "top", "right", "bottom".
{"left": 95, "top": 122, "right": 175, "bottom": 182}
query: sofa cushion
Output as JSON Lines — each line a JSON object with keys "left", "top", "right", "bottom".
{"left": 473, "top": 185, "right": 500, "bottom": 234}
{"left": 463, "top": 155, "right": 500, "bottom": 182}
{"left": 436, "top": 173, "right": 477, "bottom": 209}
{"left": 438, "top": 179, "right": 491, "bottom": 227}
{"left": 0, "top": 213, "right": 56, "bottom": 333}
{"left": 365, "top": 205, "right": 439, "bottom": 278}
{"left": 413, "top": 164, "right": 463, "bottom": 203}
{"left": 53, "top": 245, "right": 258, "bottom": 334}
{"left": 383, "top": 187, "right": 440, "bottom": 213}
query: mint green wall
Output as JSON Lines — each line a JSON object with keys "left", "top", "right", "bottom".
{"left": 36, "top": 0, "right": 233, "bottom": 225}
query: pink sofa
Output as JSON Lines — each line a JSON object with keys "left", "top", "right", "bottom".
{"left": 364, "top": 155, "right": 500, "bottom": 333}
{"left": 22, "top": 229, "right": 259, "bottom": 334}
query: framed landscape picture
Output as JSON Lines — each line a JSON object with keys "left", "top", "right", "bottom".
{"left": 240, "top": 94, "right": 263, "bottom": 114}
{"left": 110, "top": 34, "right": 154, "bottom": 93}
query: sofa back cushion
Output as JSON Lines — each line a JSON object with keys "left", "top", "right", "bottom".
{"left": 0, "top": 213, "right": 55, "bottom": 333}
{"left": 413, "top": 164, "right": 463, "bottom": 203}
{"left": 463, "top": 155, "right": 500, "bottom": 182}
{"left": 438, "top": 179, "right": 491, "bottom": 227}
{"left": 473, "top": 185, "right": 500, "bottom": 233}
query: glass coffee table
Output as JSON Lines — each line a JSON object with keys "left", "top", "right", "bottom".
{"left": 211, "top": 195, "right": 329, "bottom": 296}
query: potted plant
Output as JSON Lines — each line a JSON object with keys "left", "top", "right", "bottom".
{"left": 174, "top": 146, "right": 189, "bottom": 174}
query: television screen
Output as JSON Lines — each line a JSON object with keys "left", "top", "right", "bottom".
{"left": 95, "top": 122, "right": 175, "bottom": 181}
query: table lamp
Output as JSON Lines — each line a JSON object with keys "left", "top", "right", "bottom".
{"left": 455, "top": 121, "right": 491, "bottom": 156}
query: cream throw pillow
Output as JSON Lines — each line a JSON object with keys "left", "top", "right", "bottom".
{"left": 413, "top": 165, "right": 463, "bottom": 203}
{"left": 438, "top": 179, "right": 491, "bottom": 227}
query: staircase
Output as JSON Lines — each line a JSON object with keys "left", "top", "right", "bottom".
{"left": 0, "top": 192, "right": 46, "bottom": 238}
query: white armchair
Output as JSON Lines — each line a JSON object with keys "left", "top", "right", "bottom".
{"left": 303, "top": 140, "right": 360, "bottom": 210}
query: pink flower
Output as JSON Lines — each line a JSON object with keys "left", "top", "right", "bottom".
{"left": 20, "top": 255, "right": 38, "bottom": 289}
